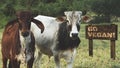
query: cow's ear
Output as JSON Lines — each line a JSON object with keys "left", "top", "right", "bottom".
{"left": 81, "top": 16, "right": 91, "bottom": 23}
{"left": 31, "top": 18, "right": 44, "bottom": 33}
{"left": 56, "top": 16, "right": 67, "bottom": 22}
{"left": 16, "top": 11, "right": 21, "bottom": 19}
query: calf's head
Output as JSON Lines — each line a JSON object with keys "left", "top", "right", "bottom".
{"left": 16, "top": 11, "right": 44, "bottom": 37}
{"left": 64, "top": 11, "right": 82, "bottom": 39}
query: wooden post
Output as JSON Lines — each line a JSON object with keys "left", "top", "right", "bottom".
{"left": 110, "top": 40, "right": 115, "bottom": 60}
{"left": 89, "top": 39, "right": 93, "bottom": 57}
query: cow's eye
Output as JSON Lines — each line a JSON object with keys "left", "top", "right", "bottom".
{"left": 68, "top": 25, "right": 72, "bottom": 31}
{"left": 79, "top": 20, "right": 81, "bottom": 23}
{"left": 77, "top": 24, "right": 80, "bottom": 31}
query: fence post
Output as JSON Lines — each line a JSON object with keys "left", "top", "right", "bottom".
{"left": 110, "top": 40, "right": 115, "bottom": 60}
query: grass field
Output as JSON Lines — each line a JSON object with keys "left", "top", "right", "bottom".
{"left": 0, "top": 23, "right": 120, "bottom": 68}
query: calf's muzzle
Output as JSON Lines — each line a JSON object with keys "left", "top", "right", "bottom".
{"left": 22, "top": 31, "right": 29, "bottom": 37}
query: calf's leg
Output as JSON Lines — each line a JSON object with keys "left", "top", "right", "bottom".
{"left": 11, "top": 59, "right": 20, "bottom": 68}
{"left": 8, "top": 60, "right": 12, "bottom": 68}
{"left": 2, "top": 57, "right": 8, "bottom": 68}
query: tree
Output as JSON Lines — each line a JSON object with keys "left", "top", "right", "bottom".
{"left": 91, "top": 0, "right": 120, "bottom": 23}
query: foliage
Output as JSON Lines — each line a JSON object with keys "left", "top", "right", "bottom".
{"left": 0, "top": 0, "right": 120, "bottom": 27}
{"left": 0, "top": 0, "right": 88, "bottom": 27}
{"left": 91, "top": 0, "right": 120, "bottom": 23}
{"left": 89, "top": 16, "right": 109, "bottom": 24}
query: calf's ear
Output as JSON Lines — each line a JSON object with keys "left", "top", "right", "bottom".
{"left": 31, "top": 18, "right": 44, "bottom": 33}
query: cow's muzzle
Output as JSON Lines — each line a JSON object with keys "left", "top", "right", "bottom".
{"left": 71, "top": 33, "right": 78, "bottom": 39}
{"left": 22, "top": 31, "right": 29, "bottom": 37}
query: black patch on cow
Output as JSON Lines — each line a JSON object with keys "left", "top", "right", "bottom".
{"left": 56, "top": 22, "right": 81, "bottom": 50}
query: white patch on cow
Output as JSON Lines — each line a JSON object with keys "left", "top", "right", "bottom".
{"left": 70, "top": 25, "right": 79, "bottom": 37}
{"left": 16, "top": 31, "right": 32, "bottom": 63}
{"left": 67, "top": 49, "right": 76, "bottom": 68}
{"left": 31, "top": 15, "right": 60, "bottom": 56}
{"left": 25, "top": 53, "right": 32, "bottom": 62}
{"left": 31, "top": 15, "right": 61, "bottom": 68}
{"left": 16, "top": 52, "right": 25, "bottom": 64}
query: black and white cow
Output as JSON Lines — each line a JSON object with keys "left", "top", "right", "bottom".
{"left": 31, "top": 11, "right": 82, "bottom": 68}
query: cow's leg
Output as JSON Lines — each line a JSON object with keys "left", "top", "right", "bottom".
{"left": 34, "top": 51, "right": 42, "bottom": 68}
{"left": 65, "top": 49, "right": 76, "bottom": 68}
{"left": 11, "top": 59, "right": 20, "bottom": 68}
{"left": 54, "top": 55, "right": 61, "bottom": 68}
{"left": 27, "top": 57, "right": 34, "bottom": 68}
{"left": 2, "top": 57, "right": 8, "bottom": 68}
{"left": 8, "top": 60, "right": 12, "bottom": 68}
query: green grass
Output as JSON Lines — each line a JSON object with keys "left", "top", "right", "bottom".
{"left": 0, "top": 23, "right": 120, "bottom": 68}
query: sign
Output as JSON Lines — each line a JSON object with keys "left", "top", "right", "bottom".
{"left": 86, "top": 24, "right": 117, "bottom": 40}
{"left": 85, "top": 24, "right": 118, "bottom": 60}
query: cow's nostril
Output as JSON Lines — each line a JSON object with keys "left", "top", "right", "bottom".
{"left": 22, "top": 32, "right": 29, "bottom": 37}
{"left": 72, "top": 33, "right": 78, "bottom": 38}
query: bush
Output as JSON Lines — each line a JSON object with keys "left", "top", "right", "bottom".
{"left": 2, "top": 3, "right": 15, "bottom": 16}
{"left": 89, "top": 16, "right": 112, "bottom": 24}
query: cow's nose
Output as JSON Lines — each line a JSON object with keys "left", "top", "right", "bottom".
{"left": 72, "top": 33, "right": 78, "bottom": 38}
{"left": 22, "top": 32, "right": 29, "bottom": 37}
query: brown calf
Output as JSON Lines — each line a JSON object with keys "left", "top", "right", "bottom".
{"left": 1, "top": 11, "right": 44, "bottom": 68}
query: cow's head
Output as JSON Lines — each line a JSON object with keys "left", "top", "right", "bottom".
{"left": 64, "top": 11, "right": 82, "bottom": 39}
{"left": 16, "top": 11, "right": 44, "bottom": 37}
